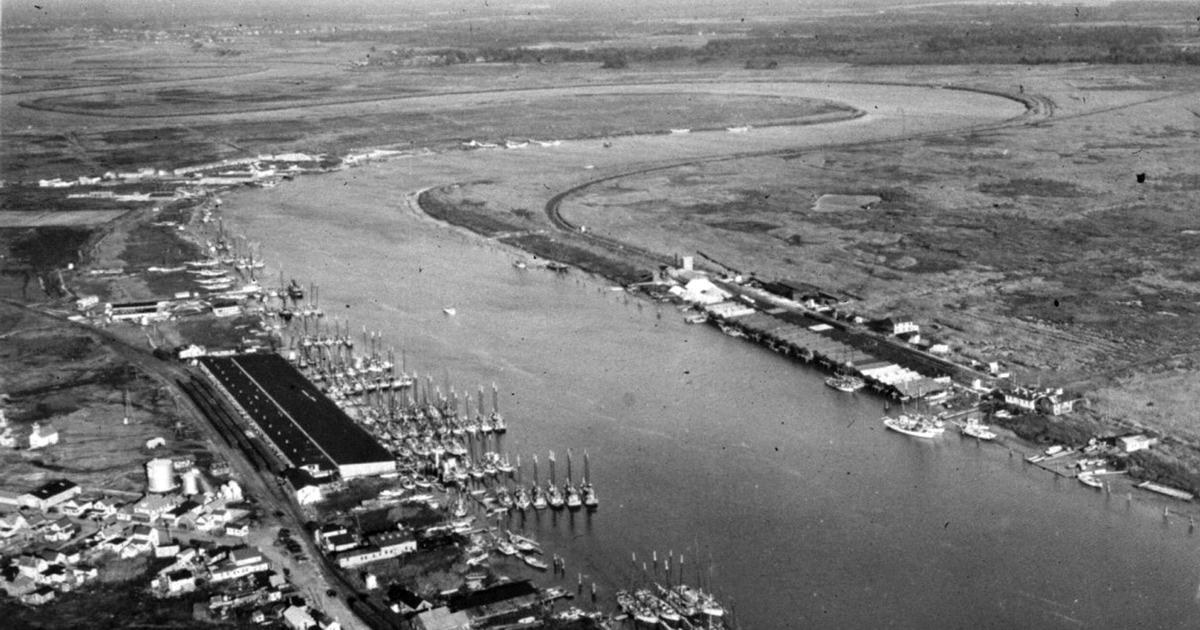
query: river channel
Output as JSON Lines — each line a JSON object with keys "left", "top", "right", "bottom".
{"left": 219, "top": 82, "right": 1200, "bottom": 629}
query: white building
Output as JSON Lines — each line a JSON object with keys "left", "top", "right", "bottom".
{"left": 209, "top": 547, "right": 270, "bottom": 582}
{"left": 28, "top": 423, "right": 59, "bottom": 450}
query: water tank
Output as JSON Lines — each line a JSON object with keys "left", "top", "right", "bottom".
{"left": 146, "top": 458, "right": 175, "bottom": 493}
{"left": 181, "top": 469, "right": 201, "bottom": 496}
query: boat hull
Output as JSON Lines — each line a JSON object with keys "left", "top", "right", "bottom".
{"left": 884, "top": 417, "right": 939, "bottom": 439}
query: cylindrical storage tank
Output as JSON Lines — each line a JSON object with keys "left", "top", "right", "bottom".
{"left": 146, "top": 458, "right": 175, "bottom": 493}
{"left": 181, "top": 469, "right": 201, "bottom": 496}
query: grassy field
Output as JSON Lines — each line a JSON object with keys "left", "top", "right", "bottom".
{"left": 0, "top": 303, "right": 204, "bottom": 495}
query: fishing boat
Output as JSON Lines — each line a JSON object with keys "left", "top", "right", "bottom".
{"left": 509, "top": 532, "right": 540, "bottom": 554}
{"left": 616, "top": 590, "right": 659, "bottom": 625}
{"left": 656, "top": 583, "right": 698, "bottom": 618}
{"left": 637, "top": 589, "right": 681, "bottom": 624}
{"left": 961, "top": 418, "right": 997, "bottom": 441}
{"left": 883, "top": 413, "right": 942, "bottom": 439}
{"left": 1077, "top": 472, "right": 1103, "bottom": 489}
{"left": 581, "top": 451, "right": 599, "bottom": 510}
{"left": 496, "top": 453, "right": 515, "bottom": 475}
{"left": 523, "top": 555, "right": 548, "bottom": 570}
{"left": 531, "top": 485, "right": 548, "bottom": 510}
{"left": 717, "top": 322, "right": 745, "bottom": 338}
{"left": 514, "top": 487, "right": 532, "bottom": 511}
{"left": 547, "top": 483, "right": 565, "bottom": 510}
{"left": 673, "top": 584, "right": 725, "bottom": 618}
{"left": 582, "top": 483, "right": 598, "bottom": 510}
{"left": 495, "top": 538, "right": 518, "bottom": 556}
{"left": 825, "top": 374, "right": 865, "bottom": 393}
{"left": 565, "top": 483, "right": 582, "bottom": 510}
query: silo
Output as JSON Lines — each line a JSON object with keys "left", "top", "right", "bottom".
{"left": 146, "top": 458, "right": 175, "bottom": 493}
{"left": 181, "top": 468, "right": 201, "bottom": 496}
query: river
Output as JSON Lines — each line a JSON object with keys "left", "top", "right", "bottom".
{"left": 217, "top": 83, "right": 1200, "bottom": 630}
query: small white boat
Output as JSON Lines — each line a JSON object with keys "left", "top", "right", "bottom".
{"left": 443, "top": 307, "right": 456, "bottom": 316}
{"left": 961, "top": 419, "right": 997, "bottom": 441}
{"left": 669, "top": 128, "right": 690, "bottom": 134}
{"left": 1077, "top": 473, "right": 1103, "bottom": 489}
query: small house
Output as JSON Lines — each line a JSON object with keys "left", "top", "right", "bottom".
{"left": 1117, "top": 435, "right": 1157, "bottom": 453}
{"left": 878, "top": 315, "right": 919, "bottom": 336}
{"left": 28, "top": 423, "right": 59, "bottom": 450}
{"left": 21, "top": 586, "right": 56, "bottom": 606}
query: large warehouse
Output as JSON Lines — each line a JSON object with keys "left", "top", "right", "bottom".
{"left": 199, "top": 353, "right": 395, "bottom": 479}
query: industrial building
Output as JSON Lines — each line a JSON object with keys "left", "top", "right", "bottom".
{"left": 199, "top": 354, "right": 395, "bottom": 479}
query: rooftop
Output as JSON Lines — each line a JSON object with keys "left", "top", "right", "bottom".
{"left": 26, "top": 479, "right": 79, "bottom": 501}
{"left": 200, "top": 354, "right": 392, "bottom": 473}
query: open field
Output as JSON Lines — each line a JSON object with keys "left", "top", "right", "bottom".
{"left": 4, "top": 0, "right": 1200, "bottom": 509}
{"left": 0, "top": 210, "right": 128, "bottom": 228}
{"left": 0, "top": 303, "right": 208, "bottom": 494}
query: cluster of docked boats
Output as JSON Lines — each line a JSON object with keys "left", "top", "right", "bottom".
{"left": 616, "top": 584, "right": 726, "bottom": 628}
{"left": 488, "top": 450, "right": 599, "bottom": 512}
{"left": 885, "top": 412, "right": 1000, "bottom": 441}
{"left": 488, "top": 531, "right": 552, "bottom": 570}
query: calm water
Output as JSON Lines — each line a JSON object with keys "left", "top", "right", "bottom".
{"left": 222, "top": 169, "right": 1200, "bottom": 630}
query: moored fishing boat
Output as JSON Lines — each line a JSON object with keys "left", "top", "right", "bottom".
{"left": 547, "top": 483, "right": 565, "bottom": 510}
{"left": 672, "top": 584, "right": 725, "bottom": 618}
{"left": 565, "top": 483, "right": 582, "bottom": 510}
{"left": 1077, "top": 472, "right": 1103, "bottom": 489}
{"left": 883, "top": 414, "right": 942, "bottom": 439}
{"left": 825, "top": 373, "right": 865, "bottom": 393}
{"left": 531, "top": 485, "right": 548, "bottom": 510}
{"left": 523, "top": 555, "right": 548, "bottom": 570}
{"left": 514, "top": 487, "right": 532, "bottom": 511}
{"left": 961, "top": 418, "right": 997, "bottom": 441}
